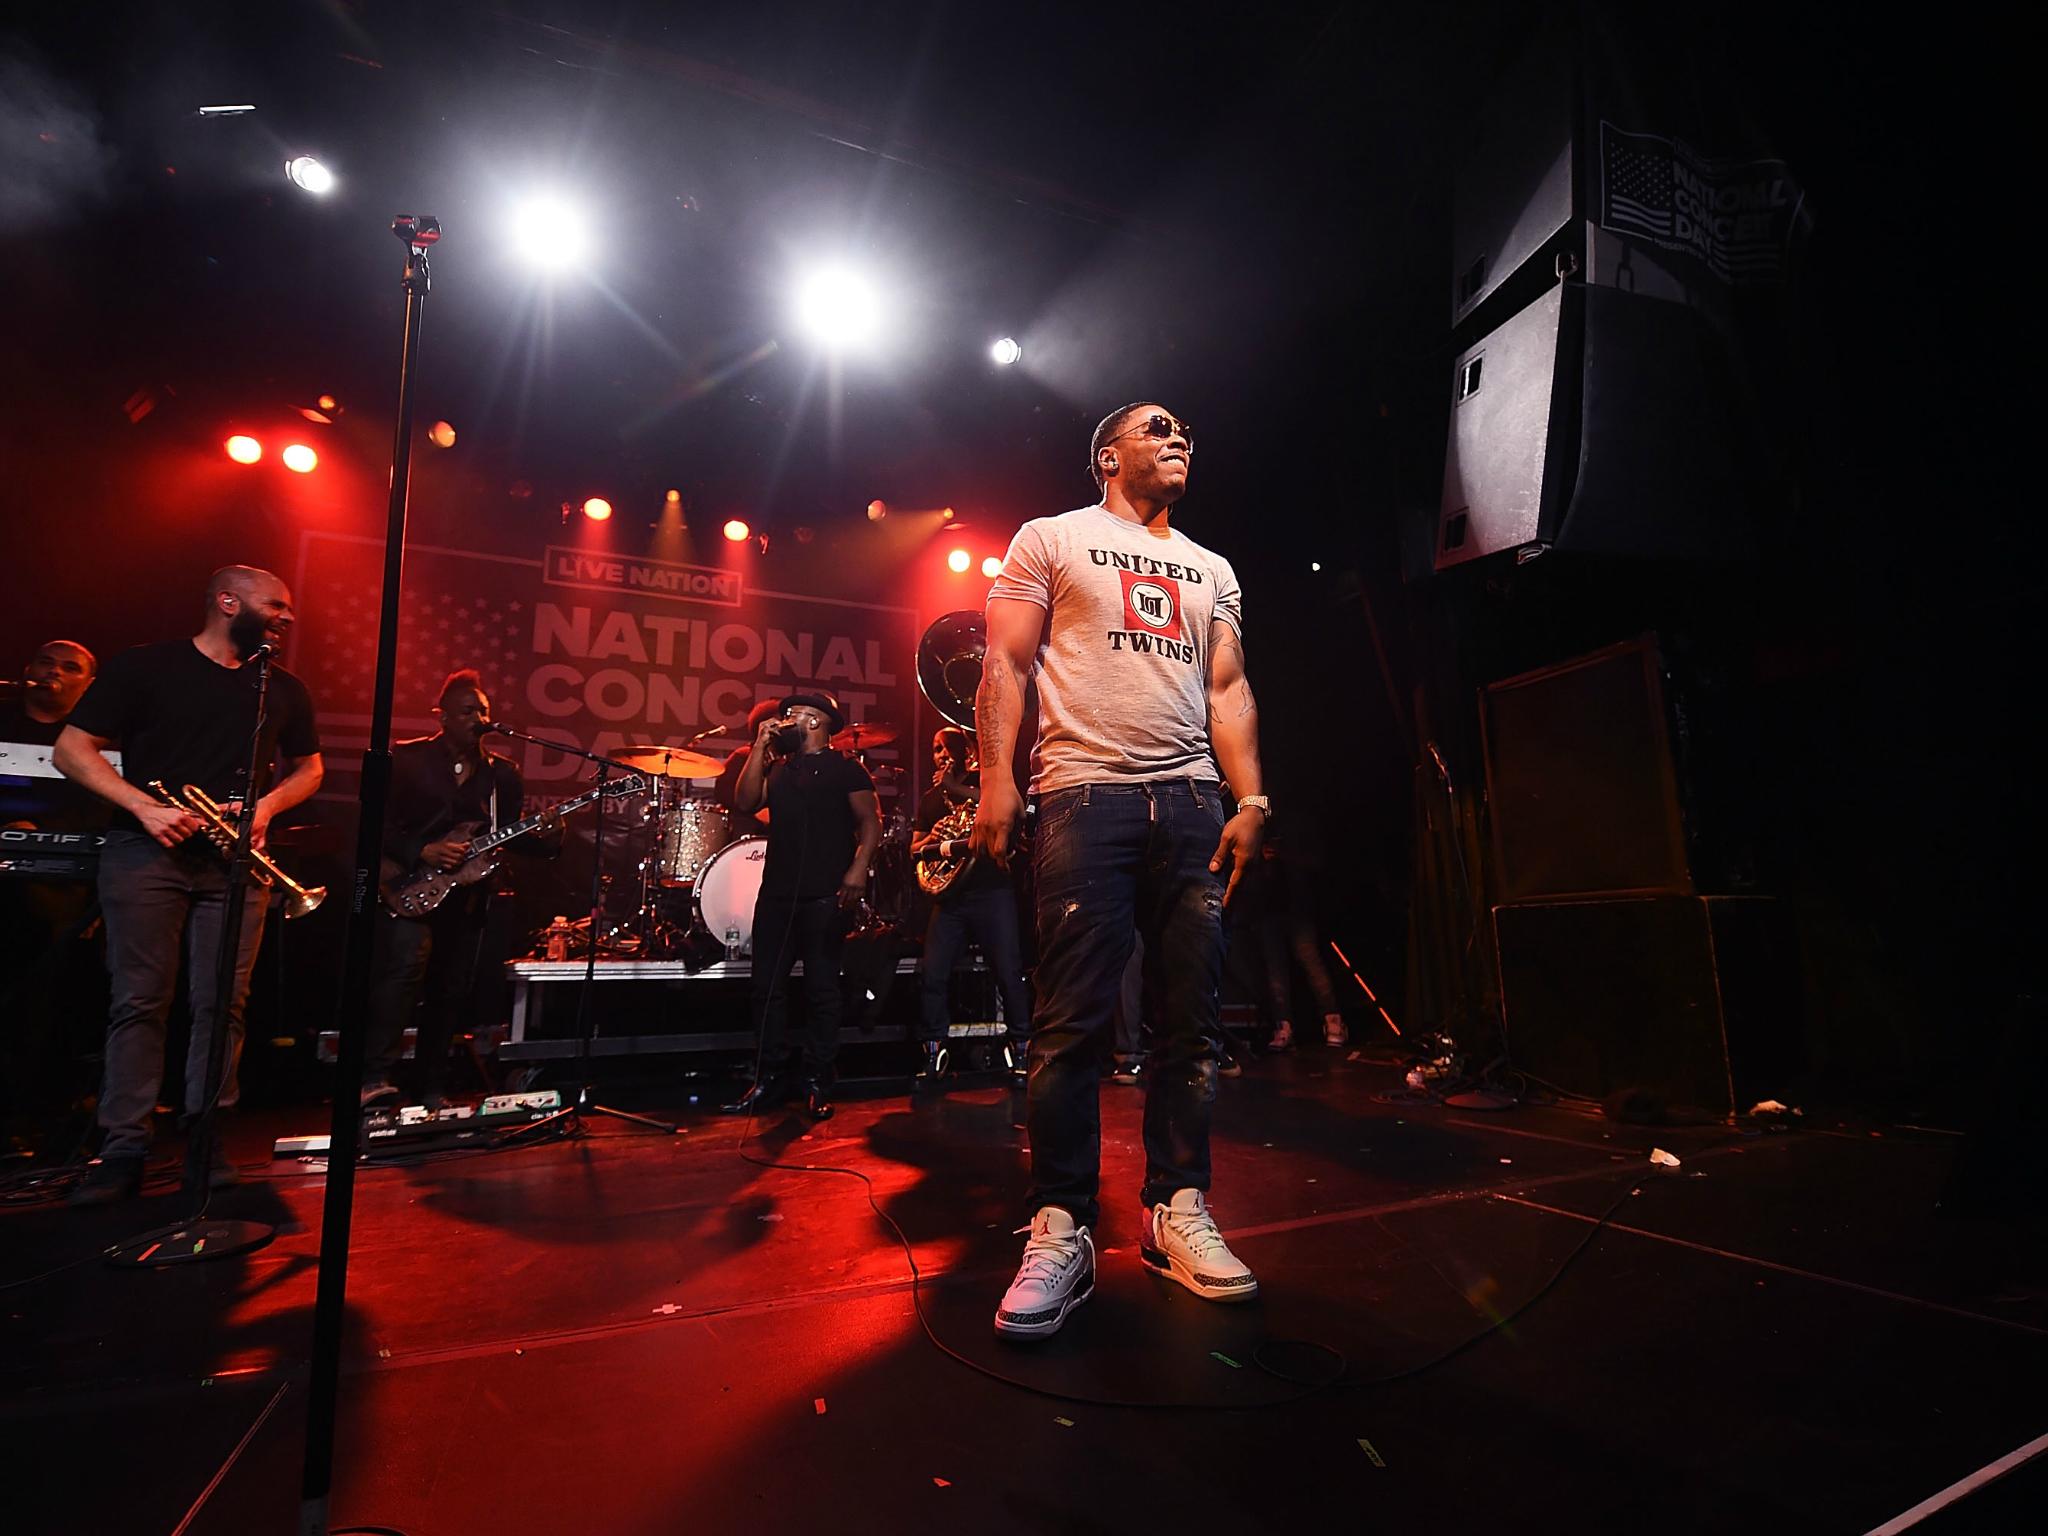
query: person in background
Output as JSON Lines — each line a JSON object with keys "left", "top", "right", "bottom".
{"left": 910, "top": 726, "right": 1030, "bottom": 1087}
{"left": 721, "top": 691, "right": 880, "bottom": 1122}
{"left": 364, "top": 669, "right": 561, "bottom": 1108}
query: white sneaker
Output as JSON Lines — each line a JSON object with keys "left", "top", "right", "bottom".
{"left": 1142, "top": 1188, "right": 1259, "bottom": 1302}
{"left": 1323, "top": 1014, "right": 1349, "bottom": 1047}
{"left": 995, "top": 1207, "right": 1095, "bottom": 1340}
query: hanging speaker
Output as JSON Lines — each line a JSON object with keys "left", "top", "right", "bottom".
{"left": 1435, "top": 281, "right": 1758, "bottom": 570}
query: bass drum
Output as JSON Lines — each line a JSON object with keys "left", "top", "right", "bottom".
{"left": 693, "top": 835, "right": 767, "bottom": 955}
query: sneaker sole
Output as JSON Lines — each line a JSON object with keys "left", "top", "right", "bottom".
{"left": 1139, "top": 1242, "right": 1260, "bottom": 1303}
{"left": 994, "top": 1272, "right": 1094, "bottom": 1340}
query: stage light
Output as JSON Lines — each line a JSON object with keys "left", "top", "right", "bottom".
{"left": 582, "top": 497, "right": 613, "bottom": 521}
{"left": 981, "top": 556, "right": 1003, "bottom": 578}
{"left": 285, "top": 156, "right": 335, "bottom": 195}
{"left": 665, "top": 488, "right": 682, "bottom": 504}
{"left": 794, "top": 267, "right": 880, "bottom": 350}
{"left": 723, "top": 518, "right": 751, "bottom": 542}
{"left": 940, "top": 507, "right": 955, "bottom": 522}
{"left": 281, "top": 443, "right": 318, "bottom": 473}
{"left": 225, "top": 435, "right": 262, "bottom": 465}
{"left": 947, "top": 548, "right": 971, "bottom": 574}
{"left": 429, "top": 420, "right": 457, "bottom": 448}
{"left": 990, "top": 337, "right": 1022, "bottom": 366}
{"left": 866, "top": 499, "right": 888, "bottom": 522}
{"left": 1311, "top": 561, "right": 1322, "bottom": 572}
{"left": 317, "top": 394, "right": 338, "bottom": 412}
{"left": 510, "top": 197, "right": 590, "bottom": 269}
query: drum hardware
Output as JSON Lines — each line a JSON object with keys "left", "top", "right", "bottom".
{"left": 830, "top": 721, "right": 899, "bottom": 751}
{"left": 612, "top": 745, "right": 727, "bottom": 779}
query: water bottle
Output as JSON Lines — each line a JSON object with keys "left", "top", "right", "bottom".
{"left": 723, "top": 922, "right": 742, "bottom": 963}
{"left": 544, "top": 915, "right": 571, "bottom": 963}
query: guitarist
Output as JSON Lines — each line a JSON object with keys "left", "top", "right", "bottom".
{"left": 364, "top": 670, "right": 560, "bottom": 1107}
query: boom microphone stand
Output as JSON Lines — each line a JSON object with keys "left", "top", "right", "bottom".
{"left": 299, "top": 213, "right": 439, "bottom": 1536}
{"left": 485, "top": 723, "right": 678, "bottom": 1137}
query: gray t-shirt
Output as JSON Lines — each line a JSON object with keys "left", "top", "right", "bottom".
{"left": 988, "top": 505, "right": 1243, "bottom": 794}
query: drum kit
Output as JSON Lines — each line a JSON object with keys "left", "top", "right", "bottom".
{"left": 568, "top": 611, "right": 986, "bottom": 961}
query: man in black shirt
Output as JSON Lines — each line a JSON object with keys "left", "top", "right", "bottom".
{"left": 912, "top": 728, "right": 1031, "bottom": 1086}
{"left": 54, "top": 566, "right": 323, "bottom": 1204}
{"left": 1, "top": 639, "right": 97, "bottom": 746}
{"left": 721, "top": 691, "right": 880, "bottom": 1121}
{"left": 365, "top": 669, "right": 560, "bottom": 1107}
{"left": 0, "top": 640, "right": 101, "bottom": 1132}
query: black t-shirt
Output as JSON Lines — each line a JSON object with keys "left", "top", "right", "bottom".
{"left": 0, "top": 702, "right": 64, "bottom": 749}
{"left": 382, "top": 737, "right": 528, "bottom": 871}
{"left": 66, "top": 640, "right": 321, "bottom": 835}
{"left": 915, "top": 784, "right": 1006, "bottom": 897}
{"left": 761, "top": 749, "right": 873, "bottom": 899}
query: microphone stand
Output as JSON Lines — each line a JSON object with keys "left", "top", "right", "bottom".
{"left": 299, "top": 215, "right": 437, "bottom": 1536}
{"left": 487, "top": 724, "right": 677, "bottom": 1137}
{"left": 105, "top": 645, "right": 279, "bottom": 1268}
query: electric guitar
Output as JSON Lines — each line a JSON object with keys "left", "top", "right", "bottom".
{"left": 378, "top": 773, "right": 645, "bottom": 917}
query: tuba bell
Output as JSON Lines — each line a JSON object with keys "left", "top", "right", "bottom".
{"left": 914, "top": 610, "right": 984, "bottom": 898}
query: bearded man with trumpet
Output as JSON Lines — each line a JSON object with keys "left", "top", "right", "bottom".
{"left": 910, "top": 725, "right": 1030, "bottom": 1087}
{"left": 53, "top": 565, "right": 323, "bottom": 1205}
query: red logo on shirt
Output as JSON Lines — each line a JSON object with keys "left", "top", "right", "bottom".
{"left": 1119, "top": 570, "right": 1184, "bottom": 640}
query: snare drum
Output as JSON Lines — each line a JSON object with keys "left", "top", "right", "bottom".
{"left": 693, "top": 835, "right": 767, "bottom": 954}
{"left": 654, "top": 798, "right": 734, "bottom": 887}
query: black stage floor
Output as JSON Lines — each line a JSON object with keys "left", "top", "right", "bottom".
{"left": 5, "top": 1052, "right": 2044, "bottom": 1535}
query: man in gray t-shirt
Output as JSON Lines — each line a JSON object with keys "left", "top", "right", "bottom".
{"left": 972, "top": 401, "right": 1271, "bottom": 1341}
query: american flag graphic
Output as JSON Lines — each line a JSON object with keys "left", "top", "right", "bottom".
{"left": 1602, "top": 125, "right": 1677, "bottom": 238}
{"left": 293, "top": 533, "right": 542, "bottom": 793}
{"left": 1598, "top": 121, "right": 1805, "bottom": 285}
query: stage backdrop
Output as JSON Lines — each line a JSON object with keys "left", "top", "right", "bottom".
{"left": 290, "top": 530, "right": 923, "bottom": 927}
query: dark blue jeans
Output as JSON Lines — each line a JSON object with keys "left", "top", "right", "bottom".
{"left": 919, "top": 882, "right": 1031, "bottom": 1049}
{"left": 750, "top": 892, "right": 845, "bottom": 1080}
{"left": 1026, "top": 779, "right": 1229, "bottom": 1227}
{"left": 95, "top": 831, "right": 270, "bottom": 1157}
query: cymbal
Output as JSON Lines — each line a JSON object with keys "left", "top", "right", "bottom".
{"left": 831, "top": 721, "right": 898, "bottom": 750}
{"left": 613, "top": 746, "right": 726, "bottom": 778}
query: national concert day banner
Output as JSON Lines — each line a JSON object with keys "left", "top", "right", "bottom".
{"left": 291, "top": 531, "right": 923, "bottom": 818}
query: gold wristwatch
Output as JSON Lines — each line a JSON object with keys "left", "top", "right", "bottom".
{"left": 1237, "top": 795, "right": 1271, "bottom": 821}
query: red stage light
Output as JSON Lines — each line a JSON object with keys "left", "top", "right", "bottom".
{"left": 225, "top": 436, "right": 263, "bottom": 465}
{"left": 947, "top": 548, "right": 971, "bottom": 573}
{"left": 317, "top": 394, "right": 339, "bottom": 412}
{"left": 281, "top": 443, "right": 318, "bottom": 473}
{"left": 981, "top": 556, "right": 1003, "bottom": 579}
{"left": 866, "top": 499, "right": 887, "bottom": 522}
{"left": 723, "top": 518, "right": 751, "bottom": 542}
{"left": 582, "top": 497, "right": 613, "bottom": 521}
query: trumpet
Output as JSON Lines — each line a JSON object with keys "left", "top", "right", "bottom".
{"left": 144, "top": 780, "right": 328, "bottom": 920}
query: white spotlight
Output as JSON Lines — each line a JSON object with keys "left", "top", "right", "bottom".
{"left": 795, "top": 267, "right": 881, "bottom": 350}
{"left": 285, "top": 156, "right": 335, "bottom": 195}
{"left": 990, "top": 337, "right": 1022, "bottom": 366}
{"left": 510, "top": 197, "right": 590, "bottom": 270}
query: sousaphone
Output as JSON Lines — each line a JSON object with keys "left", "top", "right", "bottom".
{"left": 915, "top": 609, "right": 984, "bottom": 897}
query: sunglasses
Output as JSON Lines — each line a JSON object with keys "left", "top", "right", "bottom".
{"left": 1109, "top": 412, "right": 1194, "bottom": 451}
